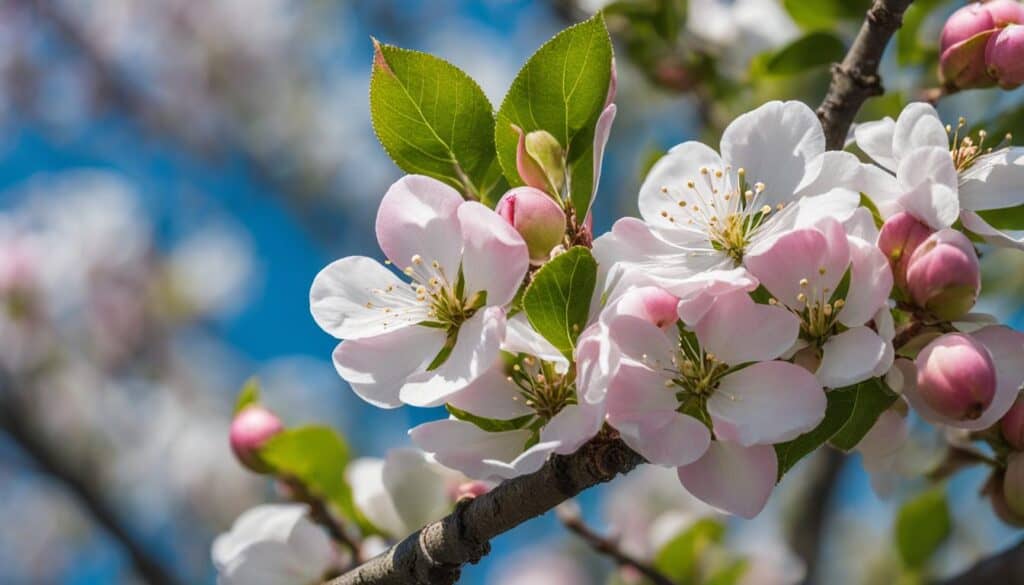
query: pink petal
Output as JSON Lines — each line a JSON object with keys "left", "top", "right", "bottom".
{"left": 817, "top": 326, "right": 888, "bottom": 388}
{"left": 710, "top": 361, "right": 825, "bottom": 446}
{"left": 694, "top": 289, "right": 800, "bottom": 364}
{"left": 965, "top": 325, "right": 1024, "bottom": 429}
{"left": 409, "top": 419, "right": 540, "bottom": 480}
{"left": 677, "top": 442, "right": 778, "bottom": 519}
{"left": 445, "top": 359, "right": 533, "bottom": 420}
{"left": 375, "top": 175, "right": 464, "bottom": 276}
{"left": 541, "top": 401, "right": 605, "bottom": 454}
{"left": 333, "top": 325, "right": 447, "bottom": 408}
{"left": 838, "top": 237, "right": 893, "bottom": 327}
{"left": 606, "top": 314, "right": 677, "bottom": 368}
{"left": 457, "top": 202, "right": 529, "bottom": 307}
{"left": 589, "top": 104, "right": 617, "bottom": 212}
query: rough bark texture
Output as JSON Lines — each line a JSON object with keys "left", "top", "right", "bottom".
{"left": 817, "top": 0, "right": 915, "bottom": 150}
{"left": 937, "top": 539, "right": 1024, "bottom": 585}
{"left": 327, "top": 434, "right": 643, "bottom": 585}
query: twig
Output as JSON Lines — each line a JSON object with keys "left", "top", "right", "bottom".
{"left": 817, "top": 0, "right": 916, "bottom": 149}
{"left": 0, "top": 393, "right": 181, "bottom": 585}
{"left": 935, "top": 538, "right": 1024, "bottom": 585}
{"left": 285, "top": 478, "right": 365, "bottom": 565}
{"left": 326, "top": 433, "right": 644, "bottom": 585}
{"left": 556, "top": 503, "right": 675, "bottom": 585}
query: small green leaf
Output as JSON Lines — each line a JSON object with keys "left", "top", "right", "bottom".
{"left": 976, "top": 203, "right": 1024, "bottom": 230}
{"left": 775, "top": 378, "right": 897, "bottom": 478}
{"left": 445, "top": 403, "right": 535, "bottom": 433}
{"left": 495, "top": 14, "right": 613, "bottom": 217}
{"left": 234, "top": 377, "right": 261, "bottom": 415}
{"left": 784, "top": 0, "right": 870, "bottom": 29}
{"left": 370, "top": 41, "right": 503, "bottom": 201}
{"left": 426, "top": 328, "right": 459, "bottom": 371}
{"left": 523, "top": 247, "right": 598, "bottom": 358}
{"left": 895, "top": 486, "right": 952, "bottom": 569}
{"left": 654, "top": 518, "right": 726, "bottom": 583}
{"left": 859, "top": 193, "right": 885, "bottom": 229}
{"left": 260, "top": 426, "right": 367, "bottom": 530}
{"left": 897, "top": 0, "right": 944, "bottom": 66}
{"left": 763, "top": 32, "right": 846, "bottom": 76}
{"left": 829, "top": 266, "right": 853, "bottom": 306}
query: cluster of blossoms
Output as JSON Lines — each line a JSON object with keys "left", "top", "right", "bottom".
{"left": 940, "top": 0, "right": 1024, "bottom": 90}
{"left": 308, "top": 90, "right": 1024, "bottom": 521}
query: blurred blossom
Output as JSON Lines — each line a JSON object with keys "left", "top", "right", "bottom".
{"left": 687, "top": 0, "right": 798, "bottom": 71}
{"left": 166, "top": 223, "right": 256, "bottom": 318}
{"left": 489, "top": 546, "right": 591, "bottom": 585}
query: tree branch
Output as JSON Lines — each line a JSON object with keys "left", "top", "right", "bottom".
{"left": 556, "top": 503, "right": 675, "bottom": 585}
{"left": 0, "top": 394, "right": 181, "bottom": 585}
{"left": 817, "top": 0, "right": 915, "bottom": 150}
{"left": 788, "top": 449, "right": 844, "bottom": 584}
{"left": 327, "top": 433, "right": 643, "bottom": 585}
{"left": 936, "top": 539, "right": 1024, "bottom": 585}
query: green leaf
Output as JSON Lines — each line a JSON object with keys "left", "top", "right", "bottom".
{"left": 446, "top": 403, "right": 535, "bottom": 433}
{"left": 763, "top": 32, "right": 846, "bottom": 76}
{"left": 775, "top": 378, "right": 898, "bottom": 478}
{"left": 706, "top": 559, "right": 750, "bottom": 585}
{"left": 260, "top": 426, "right": 367, "bottom": 530}
{"left": 522, "top": 247, "right": 598, "bottom": 358}
{"left": 784, "top": 0, "right": 870, "bottom": 29}
{"left": 897, "top": 0, "right": 944, "bottom": 66}
{"left": 370, "top": 41, "right": 503, "bottom": 202}
{"left": 859, "top": 193, "right": 885, "bottom": 229}
{"left": 654, "top": 518, "right": 726, "bottom": 583}
{"left": 895, "top": 486, "right": 952, "bottom": 569}
{"left": 495, "top": 14, "right": 613, "bottom": 217}
{"left": 234, "top": 377, "right": 261, "bottom": 415}
{"left": 976, "top": 203, "right": 1024, "bottom": 230}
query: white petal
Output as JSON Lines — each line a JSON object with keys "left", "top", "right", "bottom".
{"left": 961, "top": 210, "right": 1024, "bottom": 250}
{"left": 854, "top": 117, "right": 898, "bottom": 171}
{"left": 896, "top": 146, "right": 960, "bottom": 229}
{"left": 892, "top": 102, "right": 948, "bottom": 156}
{"left": 963, "top": 325, "right": 1024, "bottom": 430}
{"left": 709, "top": 361, "right": 825, "bottom": 445}
{"left": 677, "top": 442, "right": 778, "bottom": 519}
{"left": 694, "top": 290, "right": 799, "bottom": 364}
{"left": 589, "top": 104, "right": 617, "bottom": 212}
{"left": 541, "top": 401, "right": 605, "bottom": 455}
{"left": 606, "top": 313, "right": 677, "bottom": 368}
{"left": 400, "top": 307, "right": 506, "bottom": 407}
{"left": 410, "top": 419, "right": 556, "bottom": 480}
{"left": 791, "top": 188, "right": 861, "bottom": 229}
{"left": 382, "top": 449, "right": 454, "bottom": 536}
{"left": 816, "top": 327, "right": 888, "bottom": 388}
{"left": 346, "top": 458, "right": 407, "bottom": 537}
{"left": 959, "top": 147, "right": 1024, "bottom": 211}
{"left": 457, "top": 202, "right": 529, "bottom": 306}
{"left": 445, "top": 359, "right": 533, "bottom": 419}
{"left": 310, "top": 256, "right": 426, "bottom": 339}
{"left": 796, "top": 151, "right": 900, "bottom": 206}
{"left": 638, "top": 141, "right": 725, "bottom": 228}
{"left": 375, "top": 175, "right": 464, "bottom": 277}
{"left": 721, "top": 100, "right": 825, "bottom": 209}
{"left": 838, "top": 237, "right": 893, "bottom": 327}
{"left": 333, "top": 325, "right": 446, "bottom": 408}
{"left": 503, "top": 313, "right": 568, "bottom": 372}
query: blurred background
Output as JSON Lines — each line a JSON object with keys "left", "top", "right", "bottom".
{"left": 1, "top": 0, "right": 1023, "bottom": 584}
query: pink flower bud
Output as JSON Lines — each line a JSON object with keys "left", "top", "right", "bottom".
{"left": 230, "top": 405, "right": 284, "bottom": 472}
{"left": 513, "top": 126, "right": 565, "bottom": 196}
{"left": 990, "top": 471, "right": 1024, "bottom": 526}
{"left": 906, "top": 229, "right": 981, "bottom": 321}
{"left": 986, "top": 0, "right": 1024, "bottom": 26}
{"left": 496, "top": 187, "right": 567, "bottom": 264}
{"left": 616, "top": 286, "right": 680, "bottom": 330}
{"left": 987, "top": 23, "right": 1024, "bottom": 88}
{"left": 1002, "top": 395, "right": 1024, "bottom": 449}
{"left": 1004, "top": 452, "right": 1024, "bottom": 517}
{"left": 941, "top": 3, "right": 997, "bottom": 53}
{"left": 915, "top": 333, "right": 997, "bottom": 421}
{"left": 939, "top": 3, "right": 1013, "bottom": 89}
{"left": 878, "top": 212, "right": 933, "bottom": 291}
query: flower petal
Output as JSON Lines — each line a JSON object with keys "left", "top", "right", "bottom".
{"left": 503, "top": 313, "right": 568, "bottom": 372}
{"left": 541, "top": 401, "right": 605, "bottom": 455}
{"left": 346, "top": 458, "right": 406, "bottom": 537}
{"left": 960, "top": 210, "right": 1024, "bottom": 250}
{"left": 720, "top": 100, "right": 825, "bottom": 209}
{"left": 959, "top": 147, "right": 1024, "bottom": 211}
{"left": 896, "top": 146, "right": 960, "bottom": 229}
{"left": 709, "top": 361, "right": 825, "bottom": 445}
{"left": 854, "top": 116, "right": 898, "bottom": 171}
{"left": 445, "top": 359, "right": 533, "bottom": 419}
{"left": 410, "top": 419, "right": 544, "bottom": 481}
{"left": 382, "top": 449, "right": 455, "bottom": 536}
{"left": 964, "top": 325, "right": 1024, "bottom": 430}
{"left": 638, "top": 141, "right": 725, "bottom": 230}
{"left": 606, "top": 313, "right": 677, "bottom": 368}
{"left": 400, "top": 307, "right": 505, "bottom": 407}
{"left": 457, "top": 202, "right": 529, "bottom": 306}
{"left": 694, "top": 290, "right": 799, "bottom": 364}
{"left": 816, "top": 326, "right": 888, "bottom": 388}
{"left": 892, "top": 102, "right": 948, "bottom": 156}
{"left": 590, "top": 104, "right": 618, "bottom": 211}
{"left": 333, "top": 325, "right": 446, "bottom": 408}
{"left": 375, "top": 175, "right": 464, "bottom": 276}
{"left": 310, "top": 256, "right": 427, "bottom": 339}
{"left": 838, "top": 237, "right": 893, "bottom": 327}
{"left": 677, "top": 442, "right": 778, "bottom": 519}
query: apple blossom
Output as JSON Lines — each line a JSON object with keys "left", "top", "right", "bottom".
{"left": 310, "top": 174, "right": 529, "bottom": 409}
{"left": 905, "top": 228, "right": 982, "bottom": 320}
{"left": 855, "top": 102, "right": 1024, "bottom": 249}
{"left": 902, "top": 327, "right": 1024, "bottom": 429}
{"left": 212, "top": 504, "right": 337, "bottom": 585}
{"left": 496, "top": 187, "right": 567, "bottom": 264}
{"left": 602, "top": 286, "right": 825, "bottom": 517}
{"left": 877, "top": 211, "right": 933, "bottom": 291}
{"left": 986, "top": 23, "right": 1024, "bottom": 88}
{"left": 346, "top": 448, "right": 472, "bottom": 539}
{"left": 744, "top": 218, "right": 894, "bottom": 388}
{"left": 1001, "top": 395, "right": 1024, "bottom": 450}
{"left": 229, "top": 404, "right": 284, "bottom": 472}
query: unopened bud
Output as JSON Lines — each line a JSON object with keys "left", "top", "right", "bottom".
{"left": 454, "top": 480, "right": 491, "bottom": 501}
{"left": 878, "top": 212, "right": 933, "bottom": 292}
{"left": 230, "top": 405, "right": 284, "bottom": 472}
{"left": 986, "top": 23, "right": 1024, "bottom": 88}
{"left": 616, "top": 286, "right": 680, "bottom": 331}
{"left": 941, "top": 3, "right": 998, "bottom": 53}
{"left": 1002, "top": 395, "right": 1024, "bottom": 450}
{"left": 496, "top": 187, "right": 567, "bottom": 264}
{"left": 915, "top": 333, "right": 997, "bottom": 422}
{"left": 906, "top": 229, "right": 981, "bottom": 321}
{"left": 940, "top": 3, "right": 1001, "bottom": 89}
{"left": 986, "top": 0, "right": 1024, "bottom": 26}
{"left": 513, "top": 126, "right": 565, "bottom": 196}
{"left": 1005, "top": 452, "right": 1024, "bottom": 518}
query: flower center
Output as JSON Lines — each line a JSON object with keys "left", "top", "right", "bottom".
{"left": 401, "top": 254, "right": 482, "bottom": 329}
{"left": 656, "top": 166, "right": 783, "bottom": 265}
{"left": 507, "top": 355, "right": 576, "bottom": 422}
{"left": 947, "top": 116, "right": 1012, "bottom": 173}
{"left": 771, "top": 268, "right": 847, "bottom": 342}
